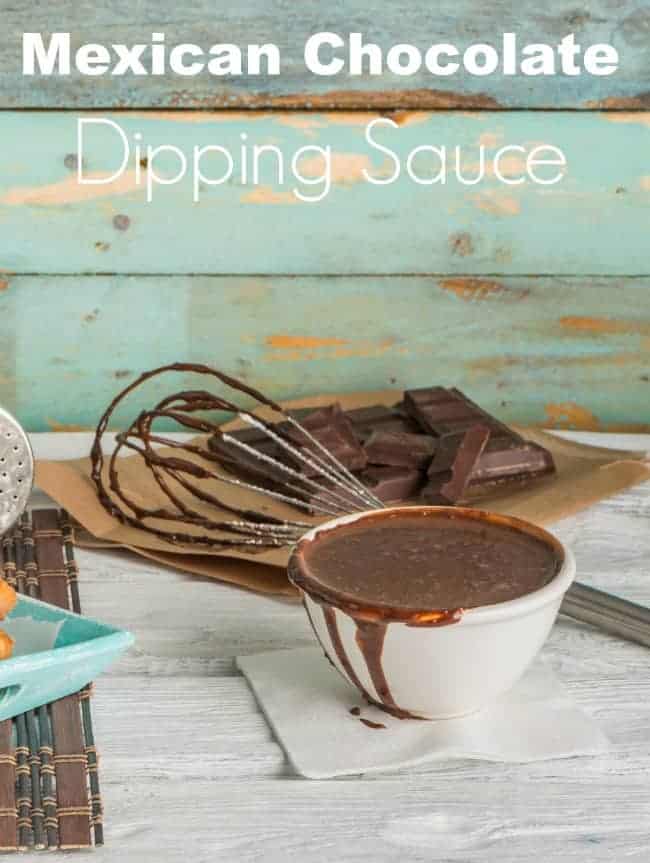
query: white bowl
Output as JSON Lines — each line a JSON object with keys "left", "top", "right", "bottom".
{"left": 288, "top": 506, "right": 575, "bottom": 719}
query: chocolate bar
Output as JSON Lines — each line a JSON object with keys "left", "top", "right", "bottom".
{"left": 207, "top": 387, "right": 555, "bottom": 510}
{"left": 404, "top": 386, "right": 522, "bottom": 442}
{"left": 467, "top": 441, "right": 554, "bottom": 486}
{"left": 361, "top": 465, "right": 425, "bottom": 503}
{"left": 422, "top": 425, "right": 490, "bottom": 504}
{"left": 427, "top": 432, "right": 465, "bottom": 474}
{"left": 209, "top": 403, "right": 369, "bottom": 484}
{"left": 208, "top": 432, "right": 290, "bottom": 486}
{"left": 282, "top": 404, "right": 368, "bottom": 475}
{"left": 428, "top": 431, "right": 520, "bottom": 476}
{"left": 402, "top": 386, "right": 555, "bottom": 501}
{"left": 304, "top": 465, "right": 423, "bottom": 508}
{"left": 364, "top": 430, "right": 436, "bottom": 470}
{"left": 345, "top": 404, "right": 419, "bottom": 442}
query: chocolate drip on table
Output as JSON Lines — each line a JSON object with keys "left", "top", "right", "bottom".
{"left": 359, "top": 718, "right": 386, "bottom": 730}
{"left": 319, "top": 604, "right": 457, "bottom": 719}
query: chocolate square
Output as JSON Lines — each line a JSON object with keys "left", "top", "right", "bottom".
{"left": 364, "top": 430, "right": 436, "bottom": 470}
{"left": 361, "top": 465, "right": 424, "bottom": 503}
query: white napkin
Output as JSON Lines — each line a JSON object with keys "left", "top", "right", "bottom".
{"left": 237, "top": 646, "right": 609, "bottom": 779}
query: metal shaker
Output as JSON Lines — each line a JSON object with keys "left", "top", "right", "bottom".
{"left": 0, "top": 406, "right": 34, "bottom": 535}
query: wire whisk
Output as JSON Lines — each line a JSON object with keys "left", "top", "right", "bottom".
{"left": 90, "top": 363, "right": 383, "bottom": 550}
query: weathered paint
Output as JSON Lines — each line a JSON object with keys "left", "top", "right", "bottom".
{"left": 2, "top": 275, "right": 650, "bottom": 432}
{"left": 0, "top": 6, "right": 647, "bottom": 437}
{"left": 0, "top": 169, "right": 141, "bottom": 206}
{"left": 0, "top": 111, "right": 649, "bottom": 275}
{"left": 1, "top": 2, "right": 648, "bottom": 108}
{"left": 559, "top": 316, "right": 650, "bottom": 337}
{"left": 544, "top": 402, "right": 601, "bottom": 430}
{"left": 265, "top": 335, "right": 350, "bottom": 350}
{"left": 438, "top": 278, "right": 528, "bottom": 301}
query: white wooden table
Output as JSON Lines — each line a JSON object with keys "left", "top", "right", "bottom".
{"left": 21, "top": 432, "right": 650, "bottom": 862}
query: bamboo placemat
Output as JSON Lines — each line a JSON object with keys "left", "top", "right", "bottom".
{"left": 0, "top": 509, "right": 103, "bottom": 851}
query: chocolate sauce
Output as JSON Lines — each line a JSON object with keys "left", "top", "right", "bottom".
{"left": 322, "top": 606, "right": 418, "bottom": 718}
{"left": 299, "top": 510, "right": 561, "bottom": 613}
{"left": 355, "top": 621, "right": 399, "bottom": 713}
{"left": 291, "top": 509, "right": 563, "bottom": 720}
{"left": 322, "top": 607, "right": 375, "bottom": 705}
{"left": 303, "top": 599, "right": 340, "bottom": 674}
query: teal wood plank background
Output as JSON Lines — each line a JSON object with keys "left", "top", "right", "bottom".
{"left": 1, "top": 275, "right": 649, "bottom": 432}
{"left": 0, "top": 1, "right": 647, "bottom": 108}
{"left": 0, "top": 111, "right": 648, "bottom": 275}
{"left": 2, "top": 8, "right": 649, "bottom": 431}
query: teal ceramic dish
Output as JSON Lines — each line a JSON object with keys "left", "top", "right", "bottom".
{"left": 0, "top": 595, "right": 133, "bottom": 721}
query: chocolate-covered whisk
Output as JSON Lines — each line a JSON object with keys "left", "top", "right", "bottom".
{"left": 90, "top": 365, "right": 650, "bottom": 652}
{"left": 0, "top": 406, "right": 34, "bottom": 536}
{"left": 90, "top": 363, "right": 383, "bottom": 550}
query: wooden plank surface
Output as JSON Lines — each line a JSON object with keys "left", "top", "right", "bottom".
{"left": 0, "top": 1, "right": 647, "bottom": 109}
{"left": 1, "top": 275, "right": 650, "bottom": 432}
{"left": 0, "top": 111, "right": 648, "bottom": 275}
{"left": 17, "top": 431, "right": 650, "bottom": 861}
{"left": 0, "top": 721, "right": 17, "bottom": 851}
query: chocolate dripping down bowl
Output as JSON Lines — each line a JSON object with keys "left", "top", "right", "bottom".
{"left": 288, "top": 506, "right": 576, "bottom": 720}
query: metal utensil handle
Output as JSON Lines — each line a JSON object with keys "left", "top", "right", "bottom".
{"left": 561, "top": 581, "right": 650, "bottom": 649}
{"left": 0, "top": 406, "right": 34, "bottom": 537}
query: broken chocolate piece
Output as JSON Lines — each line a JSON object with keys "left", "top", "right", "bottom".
{"left": 404, "top": 386, "right": 521, "bottom": 444}
{"left": 364, "top": 430, "right": 436, "bottom": 470}
{"left": 427, "top": 432, "right": 465, "bottom": 474}
{"left": 344, "top": 404, "right": 419, "bottom": 442}
{"left": 403, "top": 386, "right": 452, "bottom": 410}
{"left": 427, "top": 427, "right": 554, "bottom": 496}
{"left": 422, "top": 425, "right": 490, "bottom": 504}
{"left": 449, "top": 388, "right": 524, "bottom": 442}
{"left": 286, "top": 404, "right": 341, "bottom": 436}
{"left": 405, "top": 386, "right": 554, "bottom": 499}
{"left": 208, "top": 433, "right": 290, "bottom": 486}
{"left": 404, "top": 387, "right": 483, "bottom": 435}
{"left": 469, "top": 441, "right": 554, "bottom": 485}
{"left": 362, "top": 465, "right": 424, "bottom": 503}
{"left": 205, "top": 386, "right": 555, "bottom": 510}
{"left": 283, "top": 404, "right": 368, "bottom": 475}
{"left": 295, "top": 424, "right": 367, "bottom": 475}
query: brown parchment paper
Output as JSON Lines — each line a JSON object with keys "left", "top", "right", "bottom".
{"left": 35, "top": 390, "right": 650, "bottom": 596}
